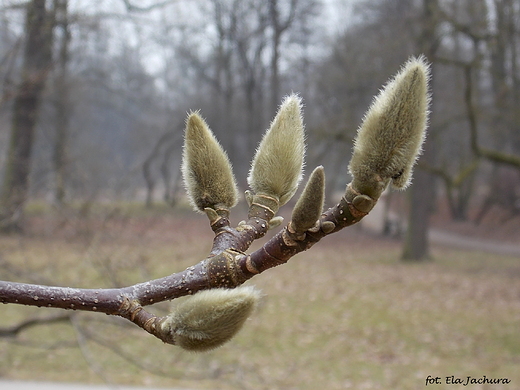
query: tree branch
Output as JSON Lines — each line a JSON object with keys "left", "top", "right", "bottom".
{"left": 70, "top": 315, "right": 114, "bottom": 385}
{"left": 463, "top": 64, "right": 520, "bottom": 169}
{"left": 121, "top": 0, "right": 177, "bottom": 13}
{"left": 0, "top": 58, "right": 430, "bottom": 350}
{"left": 437, "top": 6, "right": 493, "bottom": 42}
{"left": 435, "top": 56, "right": 520, "bottom": 170}
{"left": 0, "top": 185, "right": 365, "bottom": 343}
{"left": 0, "top": 313, "right": 71, "bottom": 338}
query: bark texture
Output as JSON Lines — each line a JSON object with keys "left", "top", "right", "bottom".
{"left": 0, "top": 0, "right": 54, "bottom": 231}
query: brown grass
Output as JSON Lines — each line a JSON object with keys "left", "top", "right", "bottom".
{"left": 1, "top": 207, "right": 519, "bottom": 390}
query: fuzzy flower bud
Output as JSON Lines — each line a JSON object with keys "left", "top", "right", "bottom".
{"left": 248, "top": 94, "right": 305, "bottom": 206}
{"left": 291, "top": 166, "right": 325, "bottom": 233}
{"left": 348, "top": 56, "right": 431, "bottom": 199}
{"left": 160, "top": 286, "right": 261, "bottom": 352}
{"left": 181, "top": 112, "right": 239, "bottom": 212}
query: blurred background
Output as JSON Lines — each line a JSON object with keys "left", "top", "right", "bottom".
{"left": 0, "top": 1, "right": 519, "bottom": 389}
{"left": 0, "top": 0, "right": 519, "bottom": 238}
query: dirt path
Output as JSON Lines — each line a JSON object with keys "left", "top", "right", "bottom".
{"left": 430, "top": 228, "right": 520, "bottom": 257}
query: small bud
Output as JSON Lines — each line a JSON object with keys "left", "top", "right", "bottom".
{"left": 352, "top": 194, "right": 375, "bottom": 214}
{"left": 348, "top": 56, "right": 431, "bottom": 198}
{"left": 291, "top": 166, "right": 325, "bottom": 233}
{"left": 268, "top": 216, "right": 284, "bottom": 230}
{"left": 321, "top": 221, "right": 336, "bottom": 234}
{"left": 161, "top": 286, "right": 261, "bottom": 352}
{"left": 181, "top": 112, "right": 239, "bottom": 212}
{"left": 248, "top": 94, "right": 305, "bottom": 206}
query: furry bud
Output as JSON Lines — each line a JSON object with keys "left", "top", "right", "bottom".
{"left": 181, "top": 112, "right": 239, "bottom": 212}
{"left": 348, "top": 56, "right": 430, "bottom": 198}
{"left": 248, "top": 94, "right": 305, "bottom": 206}
{"left": 291, "top": 166, "right": 325, "bottom": 233}
{"left": 161, "top": 286, "right": 261, "bottom": 352}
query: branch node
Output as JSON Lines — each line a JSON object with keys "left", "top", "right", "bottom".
{"left": 248, "top": 193, "right": 279, "bottom": 221}
{"left": 320, "top": 221, "right": 336, "bottom": 234}
{"left": 244, "top": 255, "right": 259, "bottom": 275}
{"left": 207, "top": 250, "right": 247, "bottom": 288}
{"left": 282, "top": 227, "right": 301, "bottom": 247}
{"left": 268, "top": 216, "right": 284, "bottom": 230}
{"left": 352, "top": 194, "right": 375, "bottom": 214}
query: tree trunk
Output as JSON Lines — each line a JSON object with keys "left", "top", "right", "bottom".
{"left": 52, "top": 0, "right": 70, "bottom": 205}
{"left": 401, "top": 0, "right": 438, "bottom": 260}
{"left": 402, "top": 150, "right": 436, "bottom": 260}
{"left": 268, "top": 0, "right": 282, "bottom": 116}
{"left": 0, "top": 0, "right": 54, "bottom": 232}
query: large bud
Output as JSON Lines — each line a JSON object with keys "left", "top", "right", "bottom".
{"left": 348, "top": 56, "right": 431, "bottom": 200}
{"left": 181, "top": 112, "right": 239, "bottom": 213}
{"left": 248, "top": 94, "right": 305, "bottom": 206}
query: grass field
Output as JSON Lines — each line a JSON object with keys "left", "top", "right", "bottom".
{"left": 1, "top": 207, "right": 519, "bottom": 390}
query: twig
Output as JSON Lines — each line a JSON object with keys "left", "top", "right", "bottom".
{"left": 121, "top": 0, "right": 177, "bottom": 13}
{"left": 70, "top": 315, "right": 116, "bottom": 387}
{"left": 0, "top": 58, "right": 431, "bottom": 349}
{"left": 0, "top": 187, "right": 365, "bottom": 342}
{"left": 0, "top": 313, "right": 71, "bottom": 338}
{"left": 463, "top": 64, "right": 520, "bottom": 168}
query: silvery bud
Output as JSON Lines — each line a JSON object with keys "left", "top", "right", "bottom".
{"left": 291, "top": 166, "right": 325, "bottom": 233}
{"left": 348, "top": 56, "right": 431, "bottom": 199}
{"left": 181, "top": 112, "right": 239, "bottom": 212}
{"left": 248, "top": 94, "right": 305, "bottom": 206}
{"left": 161, "top": 286, "right": 261, "bottom": 352}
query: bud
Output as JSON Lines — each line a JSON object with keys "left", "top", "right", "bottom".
{"left": 248, "top": 94, "right": 305, "bottom": 206}
{"left": 181, "top": 112, "right": 239, "bottom": 212}
{"left": 291, "top": 166, "right": 325, "bottom": 233}
{"left": 348, "top": 56, "right": 430, "bottom": 198}
{"left": 161, "top": 286, "right": 261, "bottom": 352}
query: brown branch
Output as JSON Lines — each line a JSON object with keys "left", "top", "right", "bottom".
{"left": 121, "top": 0, "right": 177, "bottom": 12}
{"left": 0, "top": 58, "right": 429, "bottom": 349}
{"left": 0, "top": 183, "right": 371, "bottom": 344}
{"left": 437, "top": 6, "right": 493, "bottom": 42}
{"left": 436, "top": 56, "right": 520, "bottom": 170}
{"left": 80, "top": 323, "right": 213, "bottom": 379}
{"left": 70, "top": 315, "right": 114, "bottom": 385}
{"left": 243, "top": 187, "right": 367, "bottom": 275}
{"left": 463, "top": 64, "right": 520, "bottom": 169}
{"left": 0, "top": 313, "right": 71, "bottom": 338}
{"left": 419, "top": 160, "right": 479, "bottom": 188}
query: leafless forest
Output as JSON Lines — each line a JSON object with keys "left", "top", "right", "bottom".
{"left": 0, "top": 0, "right": 519, "bottom": 226}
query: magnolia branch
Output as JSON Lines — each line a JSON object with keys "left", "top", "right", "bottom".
{"left": 0, "top": 184, "right": 367, "bottom": 339}
{"left": 0, "top": 57, "right": 430, "bottom": 351}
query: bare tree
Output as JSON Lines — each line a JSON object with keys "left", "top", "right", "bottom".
{"left": 401, "top": 0, "right": 440, "bottom": 261}
{"left": 442, "top": 0, "right": 520, "bottom": 169}
{"left": 52, "top": 0, "right": 70, "bottom": 205}
{"left": 267, "top": 0, "right": 318, "bottom": 114}
{"left": 151, "top": 0, "right": 321, "bottom": 184}
{"left": 308, "top": 0, "right": 438, "bottom": 260}
{"left": 142, "top": 130, "right": 182, "bottom": 207}
{"left": 1, "top": 58, "right": 430, "bottom": 351}
{"left": 435, "top": 0, "right": 520, "bottom": 223}
{"left": 0, "top": 313, "right": 71, "bottom": 337}
{"left": 0, "top": 0, "right": 54, "bottom": 232}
